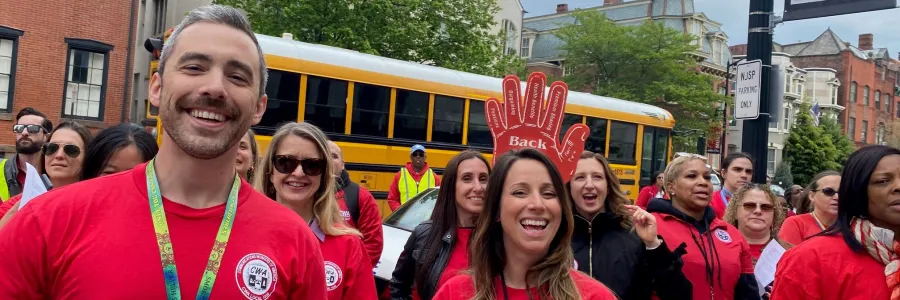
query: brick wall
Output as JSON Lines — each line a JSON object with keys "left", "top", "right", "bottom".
{"left": 0, "top": 0, "right": 137, "bottom": 152}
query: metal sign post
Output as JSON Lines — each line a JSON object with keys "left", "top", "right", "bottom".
{"left": 742, "top": 0, "right": 775, "bottom": 184}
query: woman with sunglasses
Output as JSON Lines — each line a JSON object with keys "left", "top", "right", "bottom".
{"left": 646, "top": 155, "right": 759, "bottom": 300}
{"left": 0, "top": 121, "right": 92, "bottom": 226}
{"left": 568, "top": 151, "right": 690, "bottom": 300}
{"left": 235, "top": 129, "right": 258, "bottom": 182}
{"left": 80, "top": 123, "right": 158, "bottom": 180}
{"left": 636, "top": 171, "right": 667, "bottom": 209}
{"left": 770, "top": 145, "right": 899, "bottom": 299}
{"left": 722, "top": 184, "right": 787, "bottom": 264}
{"left": 777, "top": 170, "right": 840, "bottom": 247}
{"left": 433, "top": 149, "right": 616, "bottom": 300}
{"left": 253, "top": 122, "right": 376, "bottom": 299}
{"left": 390, "top": 150, "right": 490, "bottom": 300}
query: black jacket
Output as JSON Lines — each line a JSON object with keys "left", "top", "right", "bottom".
{"left": 646, "top": 199, "right": 760, "bottom": 300}
{"left": 389, "top": 220, "right": 455, "bottom": 300}
{"left": 573, "top": 211, "right": 693, "bottom": 300}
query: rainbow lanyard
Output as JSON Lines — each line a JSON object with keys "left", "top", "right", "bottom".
{"left": 146, "top": 158, "right": 241, "bottom": 300}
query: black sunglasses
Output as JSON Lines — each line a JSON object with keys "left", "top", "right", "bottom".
{"left": 13, "top": 124, "right": 46, "bottom": 134}
{"left": 411, "top": 151, "right": 425, "bottom": 158}
{"left": 272, "top": 155, "right": 325, "bottom": 176}
{"left": 814, "top": 187, "right": 838, "bottom": 197}
{"left": 43, "top": 142, "right": 81, "bottom": 158}
{"left": 742, "top": 202, "right": 775, "bottom": 212}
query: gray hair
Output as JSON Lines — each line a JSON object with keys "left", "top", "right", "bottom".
{"left": 158, "top": 4, "right": 268, "bottom": 97}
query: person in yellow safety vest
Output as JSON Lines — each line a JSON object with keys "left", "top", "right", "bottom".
{"left": 387, "top": 144, "right": 441, "bottom": 212}
{"left": 0, "top": 108, "right": 53, "bottom": 201}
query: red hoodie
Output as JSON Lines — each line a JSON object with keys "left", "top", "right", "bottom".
{"left": 0, "top": 163, "right": 327, "bottom": 299}
{"left": 336, "top": 185, "right": 383, "bottom": 267}
{"left": 710, "top": 189, "right": 731, "bottom": 219}
{"left": 387, "top": 162, "right": 441, "bottom": 211}
{"left": 646, "top": 199, "right": 758, "bottom": 300}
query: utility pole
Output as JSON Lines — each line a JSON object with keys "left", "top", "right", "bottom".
{"left": 741, "top": 0, "right": 774, "bottom": 184}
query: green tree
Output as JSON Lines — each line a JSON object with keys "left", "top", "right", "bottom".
{"left": 784, "top": 103, "right": 838, "bottom": 185}
{"left": 819, "top": 116, "right": 855, "bottom": 167}
{"left": 556, "top": 10, "right": 729, "bottom": 150}
{"left": 773, "top": 161, "right": 793, "bottom": 188}
{"left": 214, "top": 0, "right": 521, "bottom": 76}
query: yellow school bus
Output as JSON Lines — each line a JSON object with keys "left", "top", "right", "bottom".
{"left": 149, "top": 32, "right": 675, "bottom": 217}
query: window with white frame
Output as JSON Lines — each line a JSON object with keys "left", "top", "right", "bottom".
{"left": 864, "top": 86, "right": 870, "bottom": 105}
{"left": 876, "top": 90, "right": 881, "bottom": 109}
{"left": 154, "top": 0, "right": 168, "bottom": 35}
{"left": 849, "top": 117, "right": 856, "bottom": 140}
{"left": 63, "top": 39, "right": 112, "bottom": 120}
{"left": 876, "top": 124, "right": 886, "bottom": 145}
{"left": 832, "top": 87, "right": 837, "bottom": 105}
{"left": 502, "top": 20, "right": 518, "bottom": 56}
{"left": 797, "top": 83, "right": 803, "bottom": 98}
{"left": 850, "top": 82, "right": 857, "bottom": 102}
{"left": 862, "top": 120, "right": 868, "bottom": 142}
{"left": 0, "top": 26, "right": 23, "bottom": 113}
{"left": 885, "top": 95, "right": 891, "bottom": 112}
{"left": 784, "top": 74, "right": 791, "bottom": 93}
{"left": 520, "top": 37, "right": 530, "bottom": 58}
{"left": 767, "top": 148, "right": 776, "bottom": 175}
{"left": 783, "top": 107, "right": 790, "bottom": 130}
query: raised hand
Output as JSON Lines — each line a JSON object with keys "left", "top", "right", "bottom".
{"left": 625, "top": 205, "right": 661, "bottom": 248}
{"left": 484, "top": 72, "right": 590, "bottom": 182}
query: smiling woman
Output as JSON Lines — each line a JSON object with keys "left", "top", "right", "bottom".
{"left": 432, "top": 149, "right": 616, "bottom": 300}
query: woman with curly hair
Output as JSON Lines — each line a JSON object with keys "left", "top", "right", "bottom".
{"left": 723, "top": 184, "right": 788, "bottom": 264}
{"left": 433, "top": 149, "right": 616, "bottom": 300}
{"left": 569, "top": 151, "right": 690, "bottom": 299}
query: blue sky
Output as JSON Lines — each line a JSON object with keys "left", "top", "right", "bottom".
{"left": 520, "top": 0, "right": 899, "bottom": 56}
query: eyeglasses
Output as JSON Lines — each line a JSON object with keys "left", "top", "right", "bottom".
{"left": 13, "top": 124, "right": 46, "bottom": 134}
{"left": 742, "top": 202, "right": 775, "bottom": 212}
{"left": 674, "top": 152, "right": 708, "bottom": 161}
{"left": 813, "top": 187, "right": 838, "bottom": 197}
{"left": 272, "top": 155, "right": 325, "bottom": 176}
{"left": 411, "top": 151, "right": 425, "bottom": 158}
{"left": 42, "top": 142, "right": 81, "bottom": 158}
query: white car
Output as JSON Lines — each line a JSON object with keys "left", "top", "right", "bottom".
{"left": 373, "top": 187, "right": 441, "bottom": 290}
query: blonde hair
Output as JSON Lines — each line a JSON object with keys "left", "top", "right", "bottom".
{"left": 568, "top": 151, "right": 632, "bottom": 229}
{"left": 252, "top": 122, "right": 359, "bottom": 237}
{"left": 662, "top": 155, "right": 708, "bottom": 196}
{"left": 723, "top": 184, "right": 787, "bottom": 239}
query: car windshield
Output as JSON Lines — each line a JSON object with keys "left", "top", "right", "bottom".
{"left": 384, "top": 188, "right": 440, "bottom": 231}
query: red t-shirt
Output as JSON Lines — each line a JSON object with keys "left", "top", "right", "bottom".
{"left": 652, "top": 212, "right": 755, "bottom": 300}
{"left": 310, "top": 220, "right": 378, "bottom": 300}
{"left": 438, "top": 227, "right": 473, "bottom": 287}
{"left": 777, "top": 214, "right": 825, "bottom": 246}
{"left": 432, "top": 270, "right": 617, "bottom": 300}
{"left": 771, "top": 235, "right": 890, "bottom": 300}
{"left": 748, "top": 243, "right": 766, "bottom": 264}
{"left": 0, "top": 194, "right": 22, "bottom": 218}
{"left": 0, "top": 163, "right": 327, "bottom": 299}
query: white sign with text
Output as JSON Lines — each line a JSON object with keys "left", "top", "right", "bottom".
{"left": 735, "top": 60, "right": 762, "bottom": 120}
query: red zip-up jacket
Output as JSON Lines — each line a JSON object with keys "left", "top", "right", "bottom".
{"left": 710, "top": 189, "right": 730, "bottom": 219}
{"left": 770, "top": 234, "right": 890, "bottom": 300}
{"left": 336, "top": 170, "right": 384, "bottom": 267}
{"left": 310, "top": 219, "right": 378, "bottom": 300}
{"left": 647, "top": 199, "right": 759, "bottom": 300}
{"left": 387, "top": 162, "right": 441, "bottom": 211}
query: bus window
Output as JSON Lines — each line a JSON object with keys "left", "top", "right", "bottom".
{"left": 466, "top": 101, "right": 493, "bottom": 148}
{"left": 255, "top": 69, "right": 300, "bottom": 132}
{"left": 432, "top": 95, "right": 464, "bottom": 144}
{"left": 351, "top": 83, "right": 390, "bottom": 137}
{"left": 559, "top": 114, "right": 582, "bottom": 141}
{"left": 608, "top": 121, "right": 637, "bottom": 165}
{"left": 305, "top": 75, "right": 348, "bottom": 134}
{"left": 639, "top": 127, "right": 670, "bottom": 186}
{"left": 146, "top": 99, "right": 159, "bottom": 117}
{"left": 585, "top": 117, "right": 607, "bottom": 155}
{"left": 393, "top": 89, "right": 429, "bottom": 140}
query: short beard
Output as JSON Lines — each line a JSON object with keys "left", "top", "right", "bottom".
{"left": 159, "top": 89, "right": 251, "bottom": 160}
{"left": 16, "top": 139, "right": 42, "bottom": 155}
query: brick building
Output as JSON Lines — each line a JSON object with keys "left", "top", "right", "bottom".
{"left": 733, "top": 30, "right": 899, "bottom": 147}
{"left": 0, "top": 1, "right": 139, "bottom": 155}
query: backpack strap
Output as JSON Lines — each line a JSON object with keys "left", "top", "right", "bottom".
{"left": 345, "top": 181, "right": 361, "bottom": 225}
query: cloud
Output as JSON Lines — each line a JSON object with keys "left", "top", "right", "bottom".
{"left": 521, "top": 0, "right": 899, "bottom": 56}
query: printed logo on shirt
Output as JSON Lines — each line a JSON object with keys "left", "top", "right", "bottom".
{"left": 340, "top": 210, "right": 351, "bottom": 221}
{"left": 714, "top": 228, "right": 732, "bottom": 243}
{"left": 235, "top": 253, "right": 278, "bottom": 300}
{"left": 324, "top": 261, "right": 344, "bottom": 291}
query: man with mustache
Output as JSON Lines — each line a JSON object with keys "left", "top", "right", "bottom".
{"left": 0, "top": 5, "right": 327, "bottom": 299}
{"left": 0, "top": 107, "right": 52, "bottom": 201}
